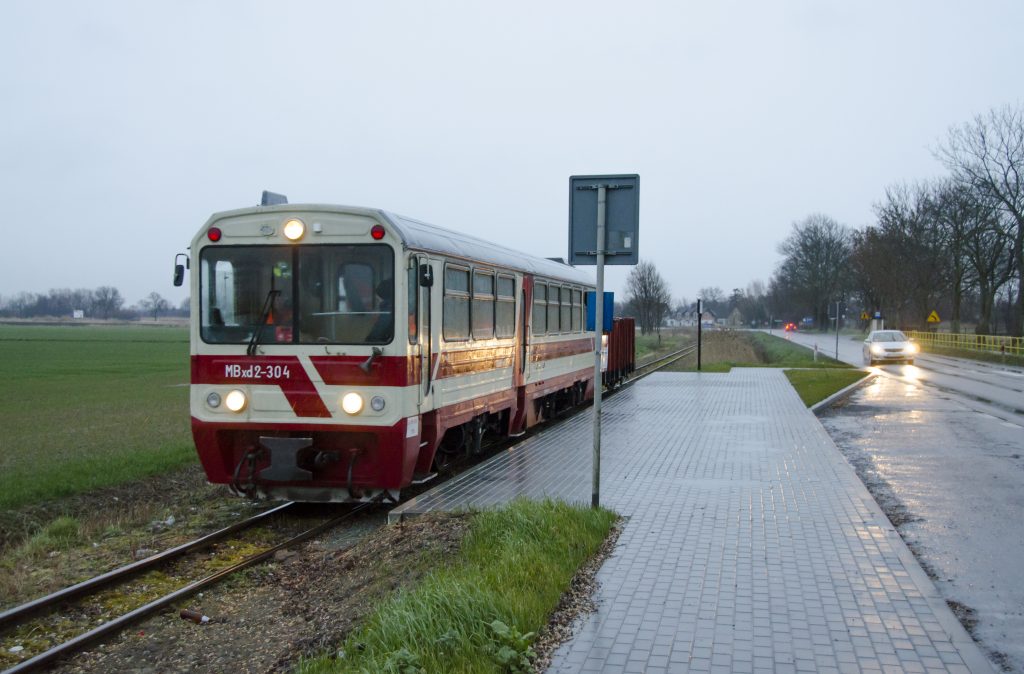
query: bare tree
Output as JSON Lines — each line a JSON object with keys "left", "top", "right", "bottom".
{"left": 140, "top": 292, "right": 170, "bottom": 321}
{"left": 938, "top": 104, "right": 1024, "bottom": 335}
{"left": 626, "top": 260, "right": 671, "bottom": 335}
{"left": 873, "top": 183, "right": 949, "bottom": 327}
{"left": 92, "top": 286, "right": 124, "bottom": 319}
{"left": 774, "top": 214, "right": 852, "bottom": 329}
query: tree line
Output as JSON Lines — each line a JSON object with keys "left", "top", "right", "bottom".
{"left": 624, "top": 103, "right": 1022, "bottom": 337}
{"left": 0, "top": 287, "right": 187, "bottom": 321}
{"left": 771, "top": 103, "right": 1022, "bottom": 336}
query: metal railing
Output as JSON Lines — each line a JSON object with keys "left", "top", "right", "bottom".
{"left": 907, "top": 330, "right": 1024, "bottom": 357}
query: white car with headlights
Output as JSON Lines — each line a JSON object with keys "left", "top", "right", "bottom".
{"left": 863, "top": 330, "right": 918, "bottom": 365}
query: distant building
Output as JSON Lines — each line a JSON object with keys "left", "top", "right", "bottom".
{"left": 72, "top": 309, "right": 85, "bottom": 319}
{"left": 680, "top": 304, "right": 717, "bottom": 327}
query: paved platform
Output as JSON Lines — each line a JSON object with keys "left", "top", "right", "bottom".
{"left": 389, "top": 370, "right": 994, "bottom": 673}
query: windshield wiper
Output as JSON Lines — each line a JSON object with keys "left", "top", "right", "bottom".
{"left": 247, "top": 289, "right": 281, "bottom": 356}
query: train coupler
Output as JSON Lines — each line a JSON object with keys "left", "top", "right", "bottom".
{"left": 257, "top": 436, "right": 314, "bottom": 482}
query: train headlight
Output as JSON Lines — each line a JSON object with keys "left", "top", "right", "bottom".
{"left": 206, "top": 392, "right": 222, "bottom": 409}
{"left": 370, "top": 395, "right": 386, "bottom": 412}
{"left": 283, "top": 218, "right": 306, "bottom": 241}
{"left": 225, "top": 389, "right": 247, "bottom": 412}
{"left": 341, "top": 392, "right": 364, "bottom": 415}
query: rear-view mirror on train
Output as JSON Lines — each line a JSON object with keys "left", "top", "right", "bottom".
{"left": 419, "top": 264, "right": 434, "bottom": 287}
{"left": 173, "top": 253, "right": 190, "bottom": 287}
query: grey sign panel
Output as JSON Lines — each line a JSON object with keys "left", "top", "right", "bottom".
{"left": 568, "top": 174, "right": 639, "bottom": 266}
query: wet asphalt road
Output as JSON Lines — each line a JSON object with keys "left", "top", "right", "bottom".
{"left": 775, "top": 329, "right": 1024, "bottom": 672}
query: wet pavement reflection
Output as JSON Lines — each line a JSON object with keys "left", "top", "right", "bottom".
{"left": 819, "top": 375, "right": 1024, "bottom": 672}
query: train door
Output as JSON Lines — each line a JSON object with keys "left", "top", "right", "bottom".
{"left": 415, "top": 255, "right": 434, "bottom": 408}
{"left": 520, "top": 276, "right": 531, "bottom": 380}
{"left": 510, "top": 275, "right": 532, "bottom": 434}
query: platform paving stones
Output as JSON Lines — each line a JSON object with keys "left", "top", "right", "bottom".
{"left": 389, "top": 369, "right": 993, "bottom": 673}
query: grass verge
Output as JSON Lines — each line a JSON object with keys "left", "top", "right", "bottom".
{"left": 784, "top": 369, "right": 867, "bottom": 407}
{"left": 744, "top": 331, "right": 851, "bottom": 368}
{"left": 920, "top": 343, "right": 1024, "bottom": 368}
{"left": 666, "top": 330, "right": 853, "bottom": 372}
{"left": 298, "top": 499, "right": 616, "bottom": 674}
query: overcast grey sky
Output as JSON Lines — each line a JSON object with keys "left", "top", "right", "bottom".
{"left": 1, "top": 1, "right": 1020, "bottom": 308}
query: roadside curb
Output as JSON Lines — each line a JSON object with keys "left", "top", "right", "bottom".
{"left": 810, "top": 371, "right": 875, "bottom": 415}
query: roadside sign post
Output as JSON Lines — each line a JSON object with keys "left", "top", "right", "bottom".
{"left": 569, "top": 174, "right": 639, "bottom": 508}
{"left": 830, "top": 300, "right": 843, "bottom": 360}
{"left": 697, "top": 299, "right": 703, "bottom": 371}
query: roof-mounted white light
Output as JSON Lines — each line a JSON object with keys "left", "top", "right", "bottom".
{"left": 283, "top": 219, "right": 306, "bottom": 241}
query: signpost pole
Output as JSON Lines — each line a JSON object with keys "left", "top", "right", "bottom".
{"left": 591, "top": 186, "right": 606, "bottom": 509}
{"left": 696, "top": 299, "right": 703, "bottom": 371}
{"left": 569, "top": 174, "right": 638, "bottom": 511}
{"left": 835, "top": 300, "right": 840, "bottom": 360}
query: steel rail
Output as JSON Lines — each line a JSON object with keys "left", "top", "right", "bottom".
{"left": 2, "top": 501, "right": 378, "bottom": 674}
{"left": 631, "top": 341, "right": 698, "bottom": 377}
{"left": 0, "top": 501, "right": 295, "bottom": 631}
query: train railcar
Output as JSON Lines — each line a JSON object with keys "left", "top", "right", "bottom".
{"left": 175, "top": 194, "right": 633, "bottom": 503}
{"left": 604, "top": 317, "right": 636, "bottom": 388}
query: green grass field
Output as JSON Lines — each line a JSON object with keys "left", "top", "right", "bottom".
{"left": 0, "top": 325, "right": 195, "bottom": 510}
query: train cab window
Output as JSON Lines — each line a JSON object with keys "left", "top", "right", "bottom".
{"left": 199, "top": 243, "right": 393, "bottom": 345}
{"left": 199, "top": 247, "right": 294, "bottom": 344}
{"left": 443, "top": 265, "right": 470, "bottom": 341}
{"left": 472, "top": 271, "right": 495, "bottom": 339}
{"left": 532, "top": 283, "right": 547, "bottom": 335}
{"left": 496, "top": 275, "right": 515, "bottom": 339}
{"left": 571, "top": 289, "right": 582, "bottom": 331}
{"left": 547, "top": 285, "right": 561, "bottom": 333}
{"left": 565, "top": 289, "right": 574, "bottom": 331}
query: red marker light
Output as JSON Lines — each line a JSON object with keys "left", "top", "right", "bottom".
{"left": 207, "top": 227, "right": 222, "bottom": 242}
{"left": 370, "top": 224, "right": 385, "bottom": 240}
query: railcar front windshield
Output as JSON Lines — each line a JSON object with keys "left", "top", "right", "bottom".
{"left": 199, "top": 244, "right": 394, "bottom": 345}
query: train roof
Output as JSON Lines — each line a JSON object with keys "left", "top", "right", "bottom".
{"left": 383, "top": 211, "right": 594, "bottom": 286}
{"left": 205, "top": 203, "right": 595, "bottom": 287}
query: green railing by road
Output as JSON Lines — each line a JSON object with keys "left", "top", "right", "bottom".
{"left": 908, "top": 330, "right": 1024, "bottom": 357}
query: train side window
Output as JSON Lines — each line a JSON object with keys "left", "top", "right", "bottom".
{"left": 571, "top": 289, "right": 582, "bottom": 331}
{"left": 407, "top": 262, "right": 418, "bottom": 344}
{"left": 532, "top": 283, "right": 547, "bottom": 335}
{"left": 560, "top": 285, "right": 571, "bottom": 333}
{"left": 443, "top": 265, "right": 470, "bottom": 341}
{"left": 547, "top": 285, "right": 560, "bottom": 333}
{"left": 472, "top": 270, "right": 495, "bottom": 339}
{"left": 496, "top": 275, "right": 515, "bottom": 339}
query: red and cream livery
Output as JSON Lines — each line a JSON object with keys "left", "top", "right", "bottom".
{"left": 175, "top": 194, "right": 632, "bottom": 503}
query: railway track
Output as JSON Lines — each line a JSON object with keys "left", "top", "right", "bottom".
{"left": 630, "top": 341, "right": 698, "bottom": 379}
{"left": 1, "top": 340, "right": 696, "bottom": 673}
{"left": 0, "top": 501, "right": 379, "bottom": 673}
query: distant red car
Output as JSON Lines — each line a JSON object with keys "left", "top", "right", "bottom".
{"left": 784, "top": 322, "right": 797, "bottom": 332}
